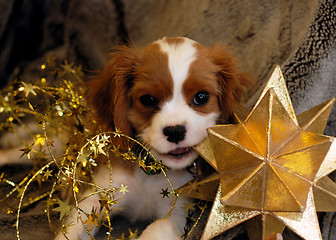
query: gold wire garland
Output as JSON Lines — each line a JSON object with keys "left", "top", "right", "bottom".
{"left": 0, "top": 57, "right": 203, "bottom": 240}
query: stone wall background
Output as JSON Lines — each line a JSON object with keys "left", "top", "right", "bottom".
{"left": 0, "top": 0, "right": 336, "bottom": 239}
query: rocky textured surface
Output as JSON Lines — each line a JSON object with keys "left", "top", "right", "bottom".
{"left": 1, "top": 0, "right": 336, "bottom": 239}
{"left": 281, "top": 0, "right": 336, "bottom": 137}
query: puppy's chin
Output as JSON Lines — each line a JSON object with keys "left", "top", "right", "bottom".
{"left": 151, "top": 148, "right": 198, "bottom": 169}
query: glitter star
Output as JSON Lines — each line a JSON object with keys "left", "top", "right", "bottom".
{"left": 43, "top": 169, "right": 53, "bottom": 180}
{"left": 119, "top": 184, "right": 129, "bottom": 195}
{"left": 33, "top": 134, "right": 45, "bottom": 147}
{"left": 183, "top": 202, "right": 195, "bottom": 213}
{"left": 116, "top": 233, "right": 126, "bottom": 240}
{"left": 128, "top": 229, "right": 138, "bottom": 239}
{"left": 160, "top": 188, "right": 170, "bottom": 198}
{"left": 89, "top": 136, "right": 107, "bottom": 157}
{"left": 83, "top": 208, "right": 100, "bottom": 231}
{"left": 52, "top": 198, "right": 72, "bottom": 220}
{"left": 59, "top": 60, "right": 76, "bottom": 77}
{"left": 78, "top": 148, "right": 92, "bottom": 167}
{"left": 21, "top": 82, "right": 38, "bottom": 97}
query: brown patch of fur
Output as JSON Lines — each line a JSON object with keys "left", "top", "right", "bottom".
{"left": 128, "top": 43, "right": 174, "bottom": 132}
{"left": 163, "top": 37, "right": 185, "bottom": 46}
{"left": 199, "top": 43, "right": 252, "bottom": 123}
{"left": 183, "top": 49, "right": 221, "bottom": 115}
{"left": 86, "top": 46, "right": 139, "bottom": 136}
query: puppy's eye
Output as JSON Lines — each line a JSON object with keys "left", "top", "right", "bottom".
{"left": 193, "top": 91, "right": 209, "bottom": 106}
{"left": 139, "top": 94, "right": 158, "bottom": 107}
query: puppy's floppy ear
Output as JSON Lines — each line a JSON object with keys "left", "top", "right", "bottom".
{"left": 86, "top": 46, "right": 139, "bottom": 136}
{"left": 209, "top": 44, "right": 252, "bottom": 123}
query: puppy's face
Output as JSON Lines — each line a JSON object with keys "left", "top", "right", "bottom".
{"left": 87, "top": 37, "right": 248, "bottom": 170}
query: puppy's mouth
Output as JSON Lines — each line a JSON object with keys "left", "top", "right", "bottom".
{"left": 167, "top": 147, "right": 192, "bottom": 158}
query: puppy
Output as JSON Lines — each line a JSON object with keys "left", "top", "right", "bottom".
{"left": 0, "top": 36, "right": 248, "bottom": 239}
{"left": 54, "top": 37, "right": 249, "bottom": 240}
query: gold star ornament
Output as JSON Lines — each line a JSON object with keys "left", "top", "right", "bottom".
{"left": 180, "top": 66, "right": 336, "bottom": 240}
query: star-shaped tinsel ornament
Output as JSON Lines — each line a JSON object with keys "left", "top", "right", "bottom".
{"left": 160, "top": 188, "right": 170, "bottom": 198}
{"left": 83, "top": 207, "right": 100, "bottom": 231}
{"left": 179, "top": 66, "right": 336, "bottom": 240}
{"left": 119, "top": 184, "right": 129, "bottom": 195}
{"left": 52, "top": 198, "right": 73, "bottom": 220}
{"left": 20, "top": 82, "right": 38, "bottom": 97}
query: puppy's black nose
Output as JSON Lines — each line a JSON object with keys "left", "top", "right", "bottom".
{"left": 163, "top": 125, "right": 186, "bottom": 144}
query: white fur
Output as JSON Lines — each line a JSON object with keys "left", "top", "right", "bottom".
{"left": 56, "top": 165, "right": 193, "bottom": 240}
{"left": 140, "top": 97, "right": 219, "bottom": 169}
{"left": 140, "top": 37, "right": 220, "bottom": 169}
{"left": 156, "top": 37, "right": 197, "bottom": 90}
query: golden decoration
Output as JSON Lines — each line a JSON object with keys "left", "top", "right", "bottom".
{"left": 180, "top": 66, "right": 336, "bottom": 240}
{"left": 0, "top": 57, "right": 178, "bottom": 240}
{"left": 160, "top": 188, "right": 170, "bottom": 198}
{"left": 119, "top": 184, "right": 129, "bottom": 195}
{"left": 20, "top": 82, "right": 38, "bottom": 97}
{"left": 52, "top": 198, "right": 73, "bottom": 220}
{"left": 83, "top": 208, "right": 100, "bottom": 231}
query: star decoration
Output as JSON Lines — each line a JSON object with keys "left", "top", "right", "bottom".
{"left": 138, "top": 158, "right": 147, "bottom": 169}
{"left": 128, "top": 229, "right": 139, "bottom": 239}
{"left": 116, "top": 233, "right": 126, "bottom": 240}
{"left": 59, "top": 60, "right": 76, "bottom": 77}
{"left": 101, "top": 133, "right": 111, "bottom": 145}
{"left": 34, "top": 134, "right": 46, "bottom": 147}
{"left": 119, "top": 184, "right": 129, "bottom": 195}
{"left": 89, "top": 136, "right": 108, "bottom": 157}
{"left": 183, "top": 202, "right": 195, "bottom": 213}
{"left": 99, "top": 198, "right": 109, "bottom": 211}
{"left": 111, "top": 145, "right": 122, "bottom": 158}
{"left": 20, "top": 82, "right": 38, "bottom": 97}
{"left": 52, "top": 198, "right": 72, "bottom": 220}
{"left": 83, "top": 207, "right": 100, "bottom": 231}
{"left": 98, "top": 192, "right": 118, "bottom": 211}
{"left": 78, "top": 148, "right": 92, "bottom": 167}
{"left": 179, "top": 66, "right": 336, "bottom": 240}
{"left": 43, "top": 169, "right": 53, "bottom": 180}
{"left": 160, "top": 188, "right": 170, "bottom": 198}
{"left": 19, "top": 145, "right": 33, "bottom": 159}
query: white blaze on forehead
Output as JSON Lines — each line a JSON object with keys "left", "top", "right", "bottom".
{"left": 156, "top": 38, "right": 197, "bottom": 93}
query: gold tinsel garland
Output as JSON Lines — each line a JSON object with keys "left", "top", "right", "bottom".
{"left": 0, "top": 57, "right": 200, "bottom": 240}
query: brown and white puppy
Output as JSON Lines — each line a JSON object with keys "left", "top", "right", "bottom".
{"left": 56, "top": 37, "right": 248, "bottom": 240}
